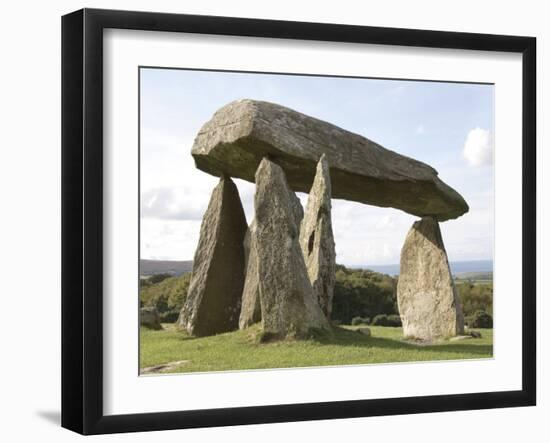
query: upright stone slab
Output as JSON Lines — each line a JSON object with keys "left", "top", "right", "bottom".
{"left": 254, "top": 157, "right": 330, "bottom": 338}
{"left": 397, "top": 216, "right": 464, "bottom": 340}
{"left": 240, "top": 179, "right": 305, "bottom": 330}
{"left": 239, "top": 219, "right": 261, "bottom": 329}
{"left": 177, "top": 176, "right": 247, "bottom": 336}
{"left": 300, "top": 154, "right": 336, "bottom": 318}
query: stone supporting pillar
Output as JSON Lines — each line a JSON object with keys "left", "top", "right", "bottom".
{"left": 239, "top": 219, "right": 261, "bottom": 329}
{"left": 299, "top": 154, "right": 336, "bottom": 318}
{"left": 177, "top": 176, "right": 247, "bottom": 336}
{"left": 397, "top": 216, "right": 464, "bottom": 340}
{"left": 253, "top": 157, "right": 330, "bottom": 338}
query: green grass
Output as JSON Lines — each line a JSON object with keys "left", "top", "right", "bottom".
{"left": 140, "top": 323, "right": 493, "bottom": 374}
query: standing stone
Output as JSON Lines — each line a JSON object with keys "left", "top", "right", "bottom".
{"left": 300, "top": 154, "right": 336, "bottom": 317}
{"left": 177, "top": 176, "right": 247, "bottom": 336}
{"left": 254, "top": 157, "right": 330, "bottom": 338}
{"left": 240, "top": 193, "right": 304, "bottom": 330}
{"left": 239, "top": 219, "right": 261, "bottom": 329}
{"left": 397, "top": 216, "right": 465, "bottom": 340}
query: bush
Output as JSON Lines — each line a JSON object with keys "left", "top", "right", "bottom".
{"left": 386, "top": 314, "right": 402, "bottom": 327}
{"left": 148, "top": 273, "right": 173, "bottom": 284}
{"left": 371, "top": 314, "right": 388, "bottom": 326}
{"left": 465, "top": 310, "right": 493, "bottom": 328}
{"left": 159, "top": 310, "right": 180, "bottom": 323}
{"left": 140, "top": 278, "right": 152, "bottom": 289}
{"left": 456, "top": 282, "right": 493, "bottom": 316}
{"left": 351, "top": 316, "right": 370, "bottom": 326}
{"left": 332, "top": 265, "right": 398, "bottom": 324}
{"left": 371, "top": 314, "right": 402, "bottom": 327}
{"left": 139, "top": 272, "right": 191, "bottom": 320}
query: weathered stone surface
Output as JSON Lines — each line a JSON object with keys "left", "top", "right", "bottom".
{"left": 239, "top": 192, "right": 304, "bottom": 330}
{"left": 299, "top": 154, "right": 336, "bottom": 317}
{"left": 397, "top": 217, "right": 465, "bottom": 340}
{"left": 239, "top": 219, "right": 261, "bottom": 329}
{"left": 290, "top": 189, "right": 304, "bottom": 226}
{"left": 254, "top": 157, "right": 330, "bottom": 338}
{"left": 192, "top": 99, "right": 468, "bottom": 221}
{"left": 177, "top": 176, "right": 247, "bottom": 336}
{"left": 140, "top": 306, "right": 162, "bottom": 330}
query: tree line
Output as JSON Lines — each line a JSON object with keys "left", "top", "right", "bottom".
{"left": 140, "top": 265, "right": 493, "bottom": 327}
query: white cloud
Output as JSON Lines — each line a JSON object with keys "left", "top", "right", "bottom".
{"left": 463, "top": 127, "right": 493, "bottom": 166}
{"left": 233, "top": 179, "right": 255, "bottom": 223}
{"left": 141, "top": 187, "right": 207, "bottom": 221}
{"left": 415, "top": 124, "right": 425, "bottom": 135}
{"left": 141, "top": 219, "right": 202, "bottom": 260}
{"left": 376, "top": 214, "right": 397, "bottom": 229}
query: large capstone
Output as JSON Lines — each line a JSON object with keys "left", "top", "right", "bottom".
{"left": 254, "top": 157, "right": 330, "bottom": 338}
{"left": 192, "top": 99, "right": 468, "bottom": 221}
{"left": 239, "top": 219, "right": 261, "bottom": 329}
{"left": 177, "top": 176, "right": 247, "bottom": 336}
{"left": 300, "top": 154, "right": 336, "bottom": 317}
{"left": 397, "top": 216, "right": 465, "bottom": 340}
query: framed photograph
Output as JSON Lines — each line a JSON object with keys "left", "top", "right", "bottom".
{"left": 61, "top": 8, "right": 536, "bottom": 435}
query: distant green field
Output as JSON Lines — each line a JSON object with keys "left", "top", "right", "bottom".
{"left": 140, "top": 324, "right": 493, "bottom": 374}
{"left": 456, "top": 278, "right": 493, "bottom": 284}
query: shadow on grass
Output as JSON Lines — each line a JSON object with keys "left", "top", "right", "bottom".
{"left": 312, "top": 326, "right": 493, "bottom": 357}
{"left": 160, "top": 324, "right": 492, "bottom": 358}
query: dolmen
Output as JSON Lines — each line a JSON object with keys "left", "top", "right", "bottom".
{"left": 178, "top": 99, "right": 468, "bottom": 341}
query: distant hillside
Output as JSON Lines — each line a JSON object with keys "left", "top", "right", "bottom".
{"left": 364, "top": 260, "right": 493, "bottom": 277}
{"left": 140, "top": 259, "right": 494, "bottom": 278}
{"left": 455, "top": 271, "right": 493, "bottom": 281}
{"left": 140, "top": 259, "right": 193, "bottom": 276}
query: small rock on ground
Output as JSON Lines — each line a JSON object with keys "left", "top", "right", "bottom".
{"left": 356, "top": 327, "right": 371, "bottom": 337}
{"left": 140, "top": 360, "right": 190, "bottom": 375}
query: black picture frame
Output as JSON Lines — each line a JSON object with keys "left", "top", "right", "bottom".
{"left": 61, "top": 8, "right": 536, "bottom": 435}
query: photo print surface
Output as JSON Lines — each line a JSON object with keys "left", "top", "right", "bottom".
{"left": 138, "top": 67, "right": 494, "bottom": 375}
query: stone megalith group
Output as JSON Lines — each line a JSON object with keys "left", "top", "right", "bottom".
{"left": 178, "top": 99, "right": 469, "bottom": 341}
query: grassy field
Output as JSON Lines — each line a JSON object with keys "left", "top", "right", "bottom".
{"left": 140, "top": 324, "right": 493, "bottom": 374}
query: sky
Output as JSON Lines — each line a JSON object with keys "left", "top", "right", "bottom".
{"left": 140, "top": 68, "right": 494, "bottom": 267}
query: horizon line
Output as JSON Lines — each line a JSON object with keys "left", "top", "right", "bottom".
{"left": 140, "top": 257, "right": 494, "bottom": 265}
